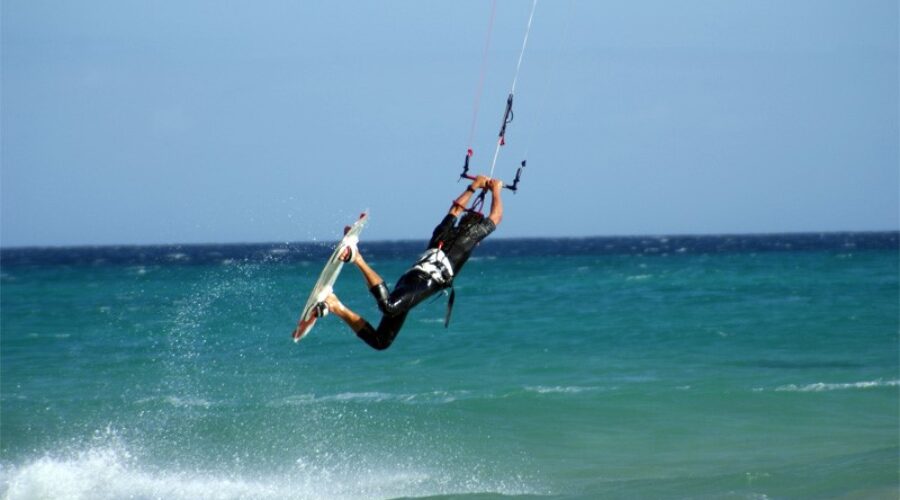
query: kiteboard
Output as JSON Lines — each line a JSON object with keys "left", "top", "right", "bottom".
{"left": 292, "top": 212, "right": 368, "bottom": 342}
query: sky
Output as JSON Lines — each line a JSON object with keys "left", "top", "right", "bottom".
{"left": 2, "top": 0, "right": 897, "bottom": 247}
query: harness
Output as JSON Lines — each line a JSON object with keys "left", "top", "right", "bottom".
{"left": 410, "top": 247, "right": 454, "bottom": 286}
{"left": 409, "top": 247, "right": 458, "bottom": 328}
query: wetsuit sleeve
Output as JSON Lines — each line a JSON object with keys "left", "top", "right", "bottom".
{"left": 473, "top": 218, "right": 496, "bottom": 243}
{"left": 428, "top": 214, "right": 457, "bottom": 248}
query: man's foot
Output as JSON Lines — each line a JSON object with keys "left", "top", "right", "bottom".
{"left": 292, "top": 301, "right": 330, "bottom": 340}
{"left": 338, "top": 244, "right": 357, "bottom": 263}
{"left": 337, "top": 229, "right": 359, "bottom": 263}
{"left": 324, "top": 293, "right": 343, "bottom": 314}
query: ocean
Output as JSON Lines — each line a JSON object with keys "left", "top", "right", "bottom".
{"left": 1, "top": 232, "right": 898, "bottom": 499}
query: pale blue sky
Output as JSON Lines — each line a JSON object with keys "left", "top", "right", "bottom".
{"left": 2, "top": 0, "right": 897, "bottom": 247}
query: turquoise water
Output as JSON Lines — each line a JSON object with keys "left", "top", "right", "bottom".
{"left": 2, "top": 235, "right": 898, "bottom": 499}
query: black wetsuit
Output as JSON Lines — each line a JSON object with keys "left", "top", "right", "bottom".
{"left": 355, "top": 213, "right": 495, "bottom": 350}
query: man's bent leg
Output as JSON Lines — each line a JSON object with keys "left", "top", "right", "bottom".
{"left": 354, "top": 312, "right": 408, "bottom": 351}
{"left": 324, "top": 293, "right": 407, "bottom": 351}
{"left": 326, "top": 271, "right": 436, "bottom": 351}
{"left": 324, "top": 294, "right": 368, "bottom": 332}
{"left": 354, "top": 254, "right": 385, "bottom": 290}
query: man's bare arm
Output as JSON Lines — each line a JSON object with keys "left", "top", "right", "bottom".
{"left": 449, "top": 175, "right": 489, "bottom": 217}
{"left": 487, "top": 179, "right": 503, "bottom": 226}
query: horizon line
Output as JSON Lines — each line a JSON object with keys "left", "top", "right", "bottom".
{"left": 2, "top": 229, "right": 898, "bottom": 252}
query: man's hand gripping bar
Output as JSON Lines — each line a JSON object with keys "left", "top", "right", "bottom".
{"left": 460, "top": 149, "right": 525, "bottom": 193}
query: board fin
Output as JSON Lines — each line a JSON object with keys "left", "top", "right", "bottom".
{"left": 444, "top": 287, "right": 456, "bottom": 328}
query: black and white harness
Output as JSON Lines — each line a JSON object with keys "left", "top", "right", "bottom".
{"left": 409, "top": 247, "right": 457, "bottom": 327}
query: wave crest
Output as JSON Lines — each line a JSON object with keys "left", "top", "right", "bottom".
{"left": 773, "top": 379, "right": 900, "bottom": 393}
{"left": 1, "top": 444, "right": 535, "bottom": 500}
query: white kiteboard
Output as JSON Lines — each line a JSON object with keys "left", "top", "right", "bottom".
{"left": 292, "top": 212, "right": 368, "bottom": 342}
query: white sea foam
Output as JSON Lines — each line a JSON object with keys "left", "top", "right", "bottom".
{"left": 0, "top": 448, "right": 275, "bottom": 500}
{"left": 331, "top": 391, "right": 399, "bottom": 403}
{"left": 0, "top": 444, "right": 534, "bottom": 500}
{"left": 125, "top": 266, "right": 150, "bottom": 276}
{"left": 25, "top": 333, "right": 71, "bottom": 340}
{"left": 274, "top": 390, "right": 471, "bottom": 406}
{"left": 163, "top": 396, "right": 213, "bottom": 408}
{"left": 524, "top": 385, "right": 596, "bottom": 394}
{"left": 772, "top": 379, "right": 900, "bottom": 393}
{"left": 134, "top": 395, "right": 214, "bottom": 408}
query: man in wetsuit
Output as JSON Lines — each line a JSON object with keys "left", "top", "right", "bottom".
{"left": 322, "top": 175, "right": 503, "bottom": 350}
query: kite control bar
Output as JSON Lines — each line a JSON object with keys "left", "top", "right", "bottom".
{"left": 460, "top": 150, "right": 524, "bottom": 193}
{"left": 458, "top": 90, "right": 525, "bottom": 193}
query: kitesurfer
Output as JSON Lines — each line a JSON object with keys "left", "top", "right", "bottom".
{"left": 322, "top": 175, "right": 503, "bottom": 350}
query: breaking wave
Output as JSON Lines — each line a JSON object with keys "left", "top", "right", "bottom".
{"left": 0, "top": 443, "right": 536, "bottom": 500}
{"left": 772, "top": 379, "right": 900, "bottom": 393}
